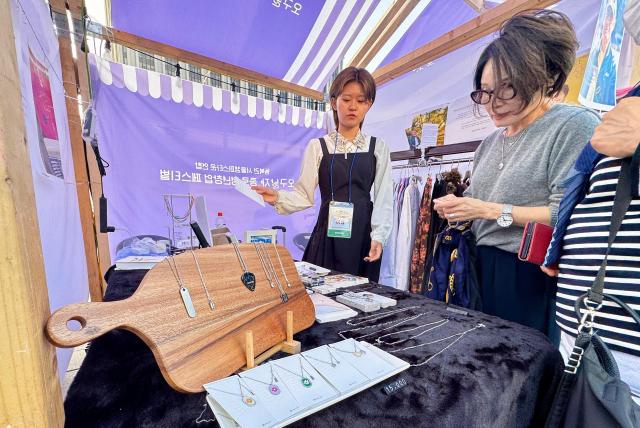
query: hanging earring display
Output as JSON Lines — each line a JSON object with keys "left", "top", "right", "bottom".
{"left": 207, "top": 377, "right": 257, "bottom": 407}
{"left": 190, "top": 249, "right": 215, "bottom": 310}
{"left": 229, "top": 239, "right": 256, "bottom": 291}
{"left": 165, "top": 257, "right": 197, "bottom": 318}
{"left": 242, "top": 364, "right": 281, "bottom": 395}
{"left": 271, "top": 243, "right": 292, "bottom": 288}
{"left": 274, "top": 357, "right": 315, "bottom": 388}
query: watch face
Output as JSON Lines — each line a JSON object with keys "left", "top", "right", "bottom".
{"left": 497, "top": 214, "right": 513, "bottom": 228}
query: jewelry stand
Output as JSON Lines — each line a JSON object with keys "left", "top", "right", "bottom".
{"left": 45, "top": 244, "right": 315, "bottom": 393}
{"left": 242, "top": 310, "right": 301, "bottom": 370}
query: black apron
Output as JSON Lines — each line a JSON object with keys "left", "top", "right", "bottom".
{"left": 302, "top": 136, "right": 381, "bottom": 282}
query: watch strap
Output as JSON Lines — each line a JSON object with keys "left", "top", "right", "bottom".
{"left": 502, "top": 204, "right": 513, "bottom": 215}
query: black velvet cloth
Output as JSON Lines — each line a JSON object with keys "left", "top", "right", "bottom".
{"left": 64, "top": 269, "right": 563, "bottom": 428}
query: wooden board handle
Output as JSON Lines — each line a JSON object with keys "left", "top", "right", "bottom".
{"left": 46, "top": 301, "right": 129, "bottom": 347}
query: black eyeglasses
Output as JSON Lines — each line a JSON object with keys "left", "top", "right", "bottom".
{"left": 470, "top": 85, "right": 517, "bottom": 104}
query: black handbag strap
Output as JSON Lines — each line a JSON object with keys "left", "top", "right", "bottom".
{"left": 586, "top": 157, "right": 633, "bottom": 304}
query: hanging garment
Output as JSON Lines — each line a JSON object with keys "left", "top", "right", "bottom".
{"left": 303, "top": 137, "right": 381, "bottom": 281}
{"left": 409, "top": 176, "right": 433, "bottom": 293}
{"left": 424, "top": 222, "right": 482, "bottom": 310}
{"left": 379, "top": 181, "right": 402, "bottom": 286}
{"left": 395, "top": 177, "right": 421, "bottom": 290}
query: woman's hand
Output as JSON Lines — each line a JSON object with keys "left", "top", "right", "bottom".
{"left": 540, "top": 265, "right": 559, "bottom": 277}
{"left": 590, "top": 97, "right": 640, "bottom": 158}
{"left": 251, "top": 185, "right": 278, "bottom": 205}
{"left": 433, "top": 194, "right": 500, "bottom": 222}
{"left": 364, "top": 240, "right": 382, "bottom": 262}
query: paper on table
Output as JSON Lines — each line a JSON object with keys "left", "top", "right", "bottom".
{"left": 234, "top": 179, "right": 265, "bottom": 207}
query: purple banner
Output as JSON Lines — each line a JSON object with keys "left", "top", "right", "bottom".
{"left": 110, "top": 0, "right": 372, "bottom": 90}
{"left": 90, "top": 62, "right": 324, "bottom": 260}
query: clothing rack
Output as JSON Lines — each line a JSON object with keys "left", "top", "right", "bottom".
{"left": 390, "top": 140, "right": 481, "bottom": 169}
{"left": 392, "top": 156, "right": 474, "bottom": 170}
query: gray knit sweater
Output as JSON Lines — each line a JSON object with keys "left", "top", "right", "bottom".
{"left": 465, "top": 104, "right": 601, "bottom": 253}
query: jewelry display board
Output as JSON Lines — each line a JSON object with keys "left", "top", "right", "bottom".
{"left": 46, "top": 244, "right": 315, "bottom": 392}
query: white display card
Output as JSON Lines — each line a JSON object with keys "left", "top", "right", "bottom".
{"left": 205, "top": 396, "right": 241, "bottom": 428}
{"left": 271, "top": 354, "right": 339, "bottom": 410}
{"left": 238, "top": 362, "right": 302, "bottom": 420}
{"left": 327, "top": 339, "right": 396, "bottom": 380}
{"left": 204, "top": 375, "right": 276, "bottom": 428}
{"left": 302, "top": 345, "right": 369, "bottom": 394}
{"left": 358, "top": 341, "right": 412, "bottom": 371}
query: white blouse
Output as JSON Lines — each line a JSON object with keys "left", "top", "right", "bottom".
{"left": 274, "top": 131, "right": 393, "bottom": 245}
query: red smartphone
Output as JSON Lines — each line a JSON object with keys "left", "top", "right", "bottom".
{"left": 518, "top": 222, "right": 554, "bottom": 266}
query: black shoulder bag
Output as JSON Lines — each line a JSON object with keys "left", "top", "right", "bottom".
{"left": 545, "top": 158, "right": 640, "bottom": 428}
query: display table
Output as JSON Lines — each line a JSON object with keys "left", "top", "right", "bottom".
{"left": 63, "top": 268, "right": 563, "bottom": 427}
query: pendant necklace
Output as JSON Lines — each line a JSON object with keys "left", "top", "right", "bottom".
{"left": 229, "top": 239, "right": 256, "bottom": 291}
{"left": 338, "top": 312, "right": 427, "bottom": 340}
{"left": 241, "top": 364, "right": 281, "bottom": 395}
{"left": 304, "top": 348, "right": 340, "bottom": 368}
{"left": 254, "top": 243, "right": 275, "bottom": 289}
{"left": 189, "top": 249, "right": 215, "bottom": 310}
{"left": 329, "top": 340, "right": 367, "bottom": 357}
{"left": 498, "top": 128, "right": 528, "bottom": 170}
{"left": 390, "top": 323, "right": 485, "bottom": 367}
{"left": 345, "top": 306, "right": 420, "bottom": 326}
{"left": 207, "top": 377, "right": 257, "bottom": 407}
{"left": 259, "top": 243, "right": 288, "bottom": 302}
{"left": 375, "top": 318, "right": 449, "bottom": 346}
{"left": 165, "top": 256, "right": 197, "bottom": 318}
{"left": 274, "top": 357, "right": 315, "bottom": 388}
{"left": 271, "top": 242, "right": 292, "bottom": 288}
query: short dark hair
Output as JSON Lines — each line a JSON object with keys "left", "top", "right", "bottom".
{"left": 329, "top": 66, "right": 376, "bottom": 129}
{"left": 473, "top": 10, "right": 578, "bottom": 113}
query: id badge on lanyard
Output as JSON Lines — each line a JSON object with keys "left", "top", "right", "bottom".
{"left": 328, "top": 201, "right": 354, "bottom": 238}
{"left": 327, "top": 135, "right": 359, "bottom": 239}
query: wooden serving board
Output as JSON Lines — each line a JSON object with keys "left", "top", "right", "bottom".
{"left": 46, "top": 244, "right": 315, "bottom": 393}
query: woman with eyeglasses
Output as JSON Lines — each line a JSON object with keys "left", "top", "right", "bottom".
{"left": 434, "top": 10, "right": 600, "bottom": 343}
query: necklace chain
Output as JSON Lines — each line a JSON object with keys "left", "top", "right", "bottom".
{"left": 165, "top": 256, "right": 185, "bottom": 290}
{"left": 345, "top": 306, "right": 420, "bottom": 326}
{"left": 190, "top": 250, "right": 215, "bottom": 310}
{"left": 304, "top": 348, "right": 340, "bottom": 367}
{"left": 499, "top": 128, "right": 528, "bottom": 170}
{"left": 375, "top": 318, "right": 449, "bottom": 346}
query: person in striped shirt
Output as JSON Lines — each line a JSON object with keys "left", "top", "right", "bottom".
{"left": 542, "top": 87, "right": 640, "bottom": 403}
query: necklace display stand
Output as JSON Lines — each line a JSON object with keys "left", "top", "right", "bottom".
{"left": 243, "top": 310, "right": 301, "bottom": 370}
{"left": 45, "top": 244, "right": 314, "bottom": 393}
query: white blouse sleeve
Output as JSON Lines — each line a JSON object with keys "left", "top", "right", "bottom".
{"left": 274, "top": 139, "right": 322, "bottom": 214}
{"left": 370, "top": 139, "right": 393, "bottom": 245}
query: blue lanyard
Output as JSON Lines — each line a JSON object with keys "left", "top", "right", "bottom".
{"left": 329, "top": 134, "right": 359, "bottom": 203}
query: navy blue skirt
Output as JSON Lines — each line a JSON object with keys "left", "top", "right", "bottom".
{"left": 476, "top": 245, "right": 559, "bottom": 345}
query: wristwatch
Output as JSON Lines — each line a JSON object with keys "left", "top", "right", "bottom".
{"left": 497, "top": 204, "right": 513, "bottom": 228}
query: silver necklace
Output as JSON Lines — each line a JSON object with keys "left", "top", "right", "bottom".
{"left": 165, "top": 256, "right": 196, "bottom": 318}
{"left": 254, "top": 243, "right": 275, "bottom": 289}
{"left": 229, "top": 239, "right": 256, "bottom": 291}
{"left": 375, "top": 318, "right": 449, "bottom": 346}
{"left": 328, "top": 341, "right": 367, "bottom": 357}
{"left": 271, "top": 243, "right": 292, "bottom": 288}
{"left": 391, "top": 323, "right": 485, "bottom": 367}
{"left": 498, "top": 128, "right": 528, "bottom": 170}
{"left": 207, "top": 377, "right": 257, "bottom": 407}
{"left": 338, "top": 313, "right": 428, "bottom": 340}
{"left": 345, "top": 306, "right": 420, "bottom": 326}
{"left": 304, "top": 348, "right": 340, "bottom": 368}
{"left": 258, "top": 243, "right": 288, "bottom": 302}
{"left": 274, "top": 357, "right": 315, "bottom": 388}
{"left": 189, "top": 250, "right": 215, "bottom": 310}
{"left": 242, "top": 364, "right": 281, "bottom": 395}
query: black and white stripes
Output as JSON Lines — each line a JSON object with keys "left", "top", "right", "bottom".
{"left": 557, "top": 157, "right": 640, "bottom": 356}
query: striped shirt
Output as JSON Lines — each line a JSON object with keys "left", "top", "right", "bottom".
{"left": 556, "top": 157, "right": 640, "bottom": 357}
